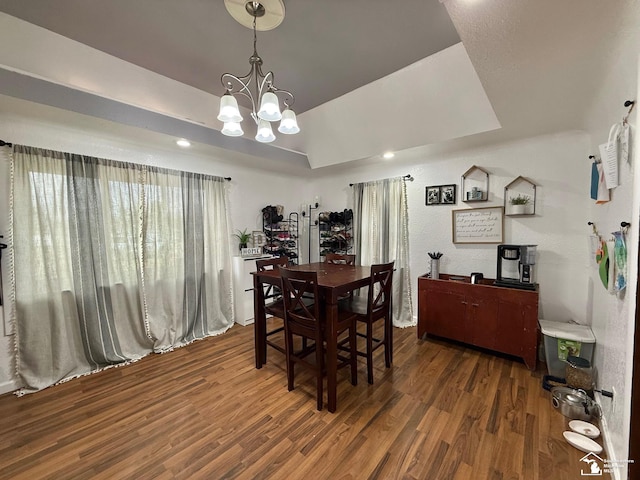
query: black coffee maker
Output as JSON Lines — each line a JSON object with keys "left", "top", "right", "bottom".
{"left": 495, "top": 244, "right": 537, "bottom": 290}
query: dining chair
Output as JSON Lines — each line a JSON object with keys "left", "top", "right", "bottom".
{"left": 279, "top": 267, "right": 358, "bottom": 410}
{"left": 325, "top": 253, "right": 357, "bottom": 300}
{"left": 339, "top": 261, "right": 394, "bottom": 384}
{"left": 324, "top": 253, "right": 356, "bottom": 265}
{"left": 256, "top": 256, "right": 290, "bottom": 355}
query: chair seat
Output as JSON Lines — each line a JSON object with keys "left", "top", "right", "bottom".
{"left": 338, "top": 297, "right": 368, "bottom": 316}
{"left": 265, "top": 298, "right": 285, "bottom": 317}
{"left": 267, "top": 297, "right": 314, "bottom": 318}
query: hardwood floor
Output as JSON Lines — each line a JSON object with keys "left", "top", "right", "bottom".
{"left": 0, "top": 319, "right": 607, "bottom": 479}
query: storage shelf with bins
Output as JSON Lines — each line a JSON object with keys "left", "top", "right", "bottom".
{"left": 504, "top": 176, "right": 537, "bottom": 216}
{"left": 262, "top": 206, "right": 299, "bottom": 264}
{"left": 318, "top": 209, "right": 353, "bottom": 259}
{"left": 461, "top": 165, "right": 489, "bottom": 203}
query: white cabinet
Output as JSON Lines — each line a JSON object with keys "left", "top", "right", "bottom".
{"left": 232, "top": 256, "right": 259, "bottom": 326}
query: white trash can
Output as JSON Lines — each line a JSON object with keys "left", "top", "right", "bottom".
{"left": 539, "top": 319, "right": 596, "bottom": 378}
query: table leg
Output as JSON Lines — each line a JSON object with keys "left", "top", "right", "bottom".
{"left": 253, "top": 275, "right": 266, "bottom": 369}
{"left": 326, "top": 298, "right": 338, "bottom": 413}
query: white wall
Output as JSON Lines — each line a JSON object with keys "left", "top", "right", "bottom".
{"left": 311, "top": 131, "right": 592, "bottom": 325}
{"left": 580, "top": 25, "right": 639, "bottom": 475}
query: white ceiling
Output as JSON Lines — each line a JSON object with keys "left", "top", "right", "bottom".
{"left": 0, "top": 0, "right": 638, "bottom": 170}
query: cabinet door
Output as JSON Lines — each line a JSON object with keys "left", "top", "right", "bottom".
{"left": 424, "top": 288, "right": 468, "bottom": 343}
{"left": 494, "top": 299, "right": 525, "bottom": 356}
{"left": 469, "top": 295, "right": 499, "bottom": 350}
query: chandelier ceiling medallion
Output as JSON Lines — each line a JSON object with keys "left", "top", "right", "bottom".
{"left": 218, "top": 0, "right": 299, "bottom": 143}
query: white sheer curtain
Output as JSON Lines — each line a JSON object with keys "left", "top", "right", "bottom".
{"left": 352, "top": 177, "right": 414, "bottom": 327}
{"left": 144, "top": 168, "right": 234, "bottom": 351}
{"left": 10, "top": 146, "right": 233, "bottom": 394}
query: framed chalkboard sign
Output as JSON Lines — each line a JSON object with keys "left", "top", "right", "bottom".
{"left": 452, "top": 206, "right": 504, "bottom": 244}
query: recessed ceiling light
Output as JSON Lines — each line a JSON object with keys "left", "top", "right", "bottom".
{"left": 176, "top": 138, "right": 191, "bottom": 147}
{"left": 383, "top": 152, "right": 395, "bottom": 159}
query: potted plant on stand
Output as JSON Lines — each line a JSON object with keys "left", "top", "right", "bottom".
{"left": 234, "top": 229, "right": 252, "bottom": 252}
{"left": 509, "top": 194, "right": 530, "bottom": 215}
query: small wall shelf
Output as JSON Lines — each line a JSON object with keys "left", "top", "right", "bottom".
{"left": 504, "top": 176, "right": 537, "bottom": 216}
{"left": 461, "top": 165, "right": 489, "bottom": 202}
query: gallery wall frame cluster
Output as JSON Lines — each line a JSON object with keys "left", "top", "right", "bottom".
{"left": 424, "top": 166, "right": 539, "bottom": 244}
{"left": 425, "top": 184, "right": 456, "bottom": 205}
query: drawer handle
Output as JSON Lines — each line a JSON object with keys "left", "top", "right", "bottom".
{"left": 471, "top": 303, "right": 479, "bottom": 307}
{"left": 461, "top": 301, "right": 468, "bottom": 305}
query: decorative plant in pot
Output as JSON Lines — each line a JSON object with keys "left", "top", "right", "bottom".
{"left": 509, "top": 194, "right": 531, "bottom": 214}
{"left": 234, "top": 229, "right": 252, "bottom": 251}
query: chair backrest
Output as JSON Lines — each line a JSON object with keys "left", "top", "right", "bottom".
{"left": 324, "top": 253, "right": 356, "bottom": 265}
{"left": 279, "top": 268, "right": 322, "bottom": 338}
{"left": 256, "top": 256, "right": 290, "bottom": 272}
{"left": 367, "top": 261, "right": 395, "bottom": 318}
{"left": 256, "top": 256, "right": 290, "bottom": 300}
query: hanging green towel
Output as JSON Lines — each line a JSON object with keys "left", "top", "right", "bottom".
{"left": 596, "top": 240, "right": 609, "bottom": 289}
{"left": 613, "top": 231, "right": 627, "bottom": 291}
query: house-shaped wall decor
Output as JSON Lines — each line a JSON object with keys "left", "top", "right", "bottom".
{"left": 504, "top": 176, "right": 537, "bottom": 216}
{"left": 461, "top": 165, "right": 490, "bottom": 202}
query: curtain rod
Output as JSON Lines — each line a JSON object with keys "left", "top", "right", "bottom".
{"left": 0, "top": 140, "right": 232, "bottom": 180}
{"left": 349, "top": 173, "right": 413, "bottom": 187}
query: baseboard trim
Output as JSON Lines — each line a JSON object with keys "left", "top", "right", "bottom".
{"left": 595, "top": 394, "right": 623, "bottom": 480}
{"left": 0, "top": 379, "right": 19, "bottom": 396}
{"left": 235, "top": 318, "right": 254, "bottom": 327}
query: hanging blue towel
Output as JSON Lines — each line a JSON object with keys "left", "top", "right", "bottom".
{"left": 590, "top": 161, "right": 598, "bottom": 200}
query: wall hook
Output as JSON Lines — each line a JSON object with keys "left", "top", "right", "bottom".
{"left": 623, "top": 100, "right": 635, "bottom": 124}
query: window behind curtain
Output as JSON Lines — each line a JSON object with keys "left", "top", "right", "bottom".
{"left": 10, "top": 145, "right": 234, "bottom": 394}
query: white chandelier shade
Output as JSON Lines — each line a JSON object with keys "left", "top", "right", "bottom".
{"left": 278, "top": 108, "right": 300, "bottom": 134}
{"left": 218, "top": 1, "right": 299, "bottom": 141}
{"left": 255, "top": 119, "right": 276, "bottom": 143}
{"left": 221, "top": 121, "right": 244, "bottom": 137}
{"left": 217, "top": 93, "right": 243, "bottom": 123}
{"left": 257, "top": 91, "right": 282, "bottom": 121}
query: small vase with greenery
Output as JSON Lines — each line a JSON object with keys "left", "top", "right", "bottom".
{"left": 234, "top": 229, "right": 252, "bottom": 251}
{"left": 509, "top": 194, "right": 530, "bottom": 206}
{"left": 509, "top": 194, "right": 530, "bottom": 214}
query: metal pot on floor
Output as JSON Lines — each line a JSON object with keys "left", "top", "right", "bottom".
{"left": 551, "top": 386, "right": 600, "bottom": 421}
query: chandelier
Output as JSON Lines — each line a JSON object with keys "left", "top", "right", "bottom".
{"left": 217, "top": 1, "right": 299, "bottom": 143}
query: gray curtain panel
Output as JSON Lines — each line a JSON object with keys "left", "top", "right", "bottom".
{"left": 352, "top": 177, "right": 414, "bottom": 327}
{"left": 10, "top": 146, "right": 233, "bottom": 394}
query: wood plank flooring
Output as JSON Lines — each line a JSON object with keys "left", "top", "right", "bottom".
{"left": 0, "top": 319, "right": 608, "bottom": 479}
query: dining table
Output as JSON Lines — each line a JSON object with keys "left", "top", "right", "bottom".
{"left": 252, "top": 261, "right": 372, "bottom": 412}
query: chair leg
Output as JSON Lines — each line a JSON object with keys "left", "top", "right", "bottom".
{"left": 286, "top": 331, "right": 294, "bottom": 392}
{"left": 316, "top": 338, "right": 324, "bottom": 411}
{"left": 349, "top": 320, "right": 358, "bottom": 386}
{"left": 367, "top": 321, "right": 374, "bottom": 385}
{"left": 385, "top": 314, "right": 392, "bottom": 368}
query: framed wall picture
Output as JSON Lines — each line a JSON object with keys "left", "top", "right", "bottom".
{"left": 452, "top": 206, "right": 504, "bottom": 244}
{"left": 426, "top": 186, "right": 441, "bottom": 205}
{"left": 440, "top": 184, "right": 456, "bottom": 204}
